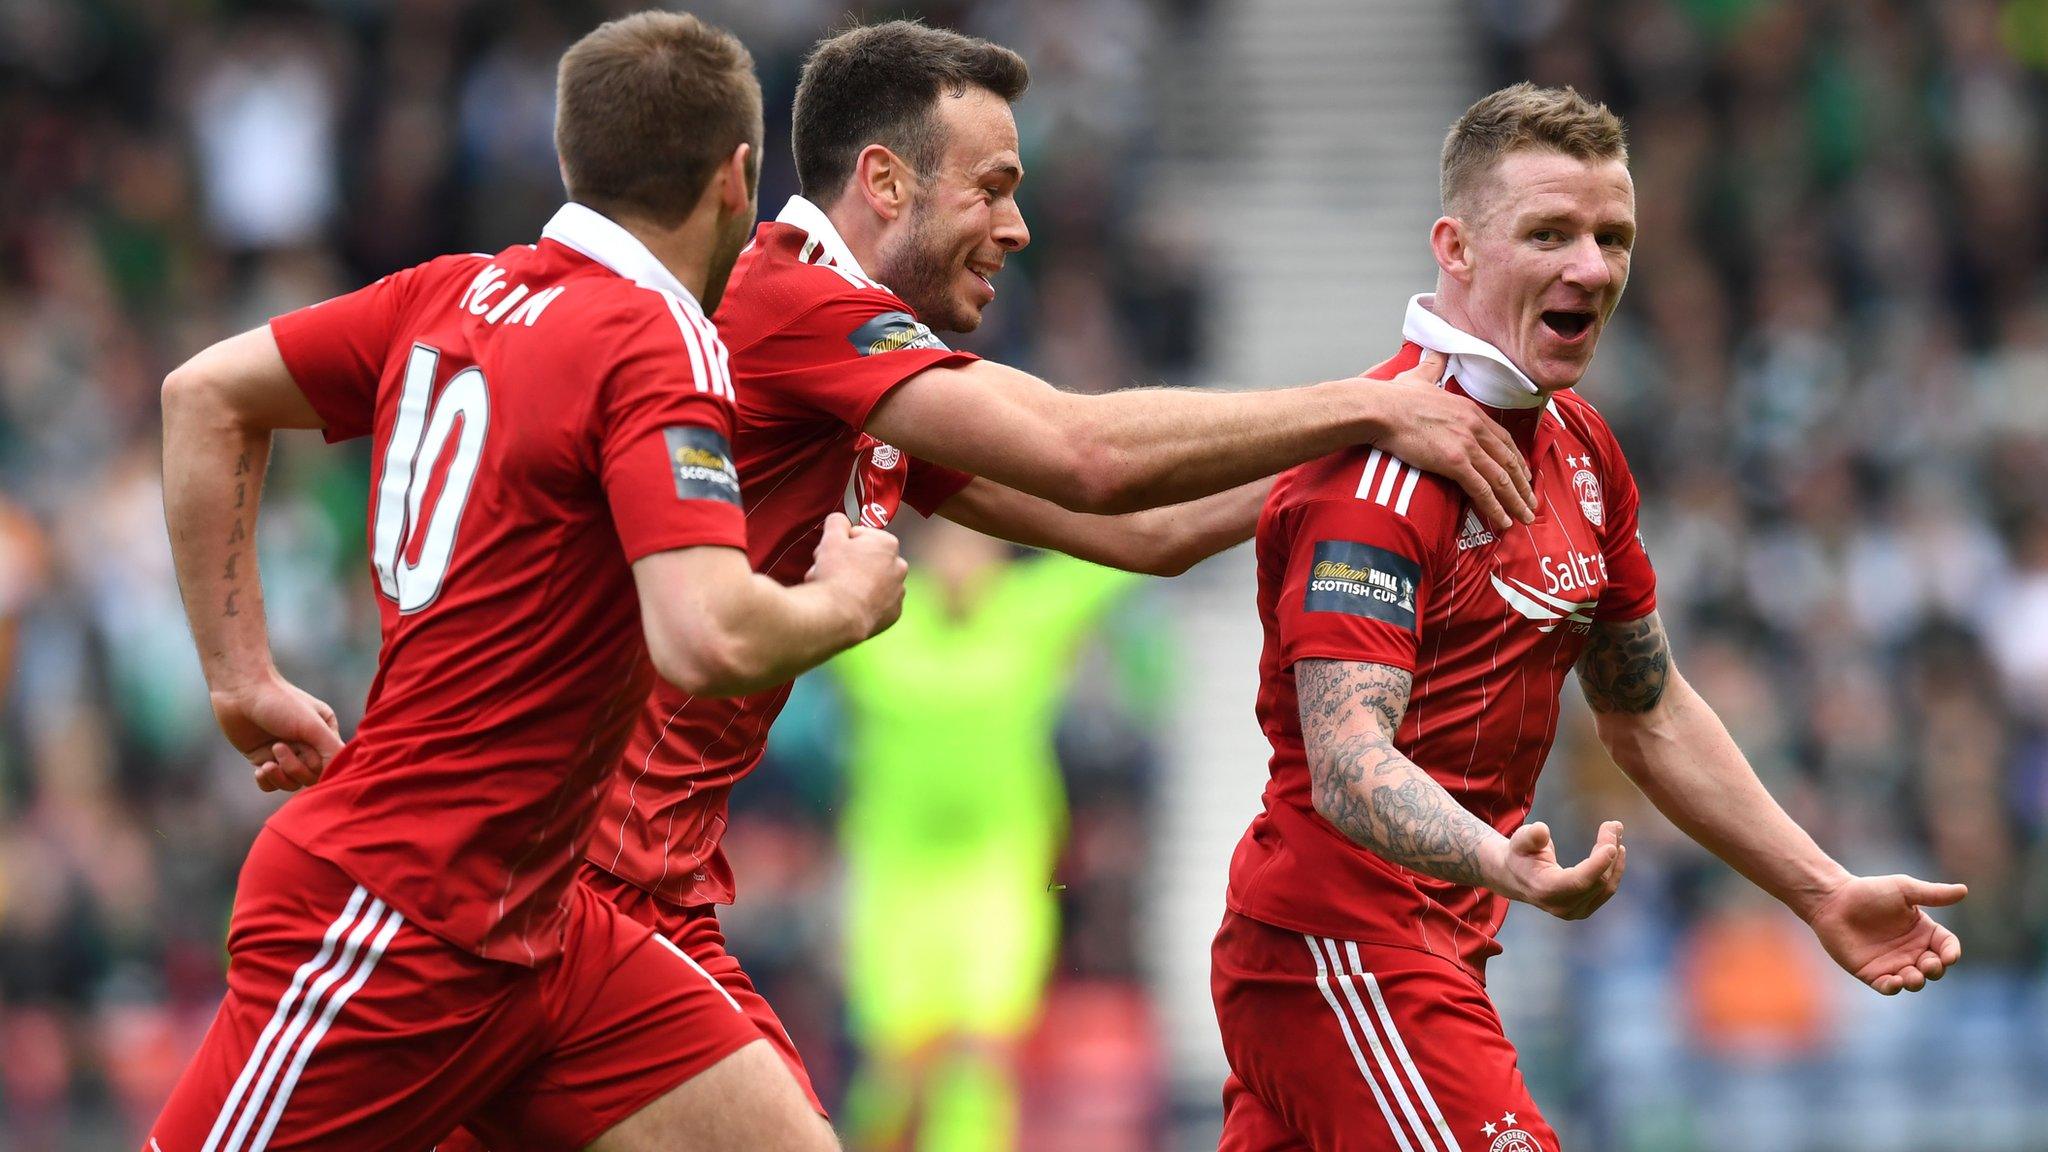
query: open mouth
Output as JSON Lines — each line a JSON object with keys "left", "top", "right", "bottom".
{"left": 1541, "top": 310, "right": 1595, "bottom": 341}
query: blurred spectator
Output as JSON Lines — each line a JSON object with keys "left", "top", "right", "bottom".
{"left": 185, "top": 18, "right": 344, "bottom": 253}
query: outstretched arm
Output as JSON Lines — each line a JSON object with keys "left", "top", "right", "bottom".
{"left": 162, "top": 326, "right": 344, "bottom": 789}
{"left": 1297, "top": 658, "right": 1625, "bottom": 918}
{"left": 932, "top": 475, "right": 1270, "bottom": 577}
{"left": 865, "top": 353, "right": 1535, "bottom": 526}
{"left": 1580, "top": 612, "right": 1966, "bottom": 993}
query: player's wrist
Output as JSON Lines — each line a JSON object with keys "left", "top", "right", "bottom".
{"left": 1336, "top": 378, "right": 1398, "bottom": 446}
{"left": 203, "top": 652, "right": 282, "bottom": 696}
{"left": 1474, "top": 834, "right": 1523, "bottom": 901}
{"left": 807, "top": 576, "right": 875, "bottom": 648}
{"left": 1784, "top": 864, "right": 1856, "bottom": 924}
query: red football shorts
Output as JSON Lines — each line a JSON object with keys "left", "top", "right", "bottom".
{"left": 1212, "top": 910, "right": 1560, "bottom": 1152}
{"left": 145, "top": 828, "right": 763, "bottom": 1152}
{"left": 434, "top": 864, "right": 825, "bottom": 1152}
{"left": 575, "top": 862, "right": 824, "bottom": 1116}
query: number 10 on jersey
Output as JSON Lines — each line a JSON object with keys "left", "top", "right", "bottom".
{"left": 373, "top": 343, "right": 491, "bottom": 612}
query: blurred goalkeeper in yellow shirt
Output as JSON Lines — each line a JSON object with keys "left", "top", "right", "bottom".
{"left": 831, "top": 519, "right": 1144, "bottom": 1152}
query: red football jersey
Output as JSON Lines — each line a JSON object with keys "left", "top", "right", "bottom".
{"left": 1227, "top": 338, "right": 1656, "bottom": 977}
{"left": 264, "top": 203, "right": 747, "bottom": 965}
{"left": 588, "top": 197, "right": 977, "bottom": 906}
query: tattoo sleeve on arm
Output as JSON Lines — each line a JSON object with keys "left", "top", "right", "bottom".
{"left": 1297, "top": 658, "right": 1493, "bottom": 887}
{"left": 1576, "top": 611, "right": 1672, "bottom": 714}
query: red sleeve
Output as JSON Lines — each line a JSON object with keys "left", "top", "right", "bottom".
{"left": 268, "top": 263, "right": 426, "bottom": 443}
{"left": 1590, "top": 427, "right": 1657, "bottom": 622}
{"left": 599, "top": 298, "right": 749, "bottom": 562}
{"left": 746, "top": 290, "right": 978, "bottom": 428}
{"left": 1275, "top": 492, "right": 1448, "bottom": 673}
{"left": 903, "top": 455, "right": 975, "bottom": 516}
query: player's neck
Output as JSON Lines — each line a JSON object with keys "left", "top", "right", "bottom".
{"left": 1406, "top": 291, "right": 1547, "bottom": 411}
{"left": 613, "top": 215, "right": 715, "bottom": 304}
{"left": 820, "top": 198, "right": 885, "bottom": 279}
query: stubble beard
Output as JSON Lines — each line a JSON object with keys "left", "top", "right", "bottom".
{"left": 873, "top": 197, "right": 976, "bottom": 334}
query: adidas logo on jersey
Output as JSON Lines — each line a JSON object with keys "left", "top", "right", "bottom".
{"left": 1458, "top": 508, "right": 1497, "bottom": 551}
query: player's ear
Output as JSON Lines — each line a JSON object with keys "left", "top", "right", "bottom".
{"left": 853, "top": 144, "right": 911, "bottom": 223}
{"left": 717, "top": 142, "right": 753, "bottom": 219}
{"left": 1431, "top": 215, "right": 1474, "bottom": 284}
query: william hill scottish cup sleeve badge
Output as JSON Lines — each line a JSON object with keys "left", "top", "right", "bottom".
{"left": 1303, "top": 540, "right": 1421, "bottom": 632}
{"left": 663, "top": 427, "right": 742, "bottom": 506}
{"left": 847, "top": 311, "right": 948, "bottom": 356}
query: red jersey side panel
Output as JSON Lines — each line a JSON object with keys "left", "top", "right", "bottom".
{"left": 265, "top": 236, "right": 745, "bottom": 966}
{"left": 590, "top": 219, "right": 976, "bottom": 907}
{"left": 1228, "top": 343, "right": 1657, "bottom": 977}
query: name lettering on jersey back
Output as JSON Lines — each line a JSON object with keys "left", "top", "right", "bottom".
{"left": 458, "top": 264, "right": 566, "bottom": 327}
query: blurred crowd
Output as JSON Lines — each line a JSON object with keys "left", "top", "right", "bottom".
{"left": 0, "top": 0, "right": 1183, "bottom": 1147}
{"left": 1475, "top": 1, "right": 2048, "bottom": 1148}
{"left": 6, "top": 0, "right": 2048, "bottom": 1148}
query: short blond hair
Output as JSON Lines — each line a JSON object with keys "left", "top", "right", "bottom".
{"left": 1441, "top": 83, "right": 1627, "bottom": 216}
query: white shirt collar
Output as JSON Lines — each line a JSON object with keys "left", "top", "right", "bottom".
{"left": 1401, "top": 294, "right": 1545, "bottom": 410}
{"left": 774, "top": 195, "right": 871, "bottom": 280}
{"left": 541, "top": 202, "right": 703, "bottom": 311}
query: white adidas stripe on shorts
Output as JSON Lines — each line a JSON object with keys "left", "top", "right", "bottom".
{"left": 1303, "top": 934, "right": 1464, "bottom": 1152}
{"left": 202, "top": 885, "right": 405, "bottom": 1152}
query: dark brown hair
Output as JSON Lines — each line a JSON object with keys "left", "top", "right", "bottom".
{"left": 555, "top": 11, "right": 763, "bottom": 222}
{"left": 792, "top": 20, "right": 1029, "bottom": 201}
{"left": 1441, "top": 82, "right": 1627, "bottom": 215}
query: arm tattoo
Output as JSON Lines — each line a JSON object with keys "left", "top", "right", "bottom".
{"left": 1576, "top": 611, "right": 1672, "bottom": 714}
{"left": 1297, "top": 659, "right": 1490, "bottom": 887}
{"left": 223, "top": 451, "right": 252, "bottom": 618}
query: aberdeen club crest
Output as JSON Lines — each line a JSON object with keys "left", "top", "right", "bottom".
{"left": 1570, "top": 459, "right": 1604, "bottom": 527}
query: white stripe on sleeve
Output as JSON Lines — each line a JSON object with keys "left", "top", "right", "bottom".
{"left": 664, "top": 295, "right": 711, "bottom": 394}
{"left": 1394, "top": 467, "right": 1423, "bottom": 516}
{"left": 1374, "top": 462, "right": 1405, "bottom": 506}
{"left": 1356, "top": 449, "right": 1387, "bottom": 501}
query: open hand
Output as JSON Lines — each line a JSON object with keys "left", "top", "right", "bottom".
{"left": 1805, "top": 874, "right": 1966, "bottom": 994}
{"left": 1366, "top": 350, "right": 1536, "bottom": 531}
{"left": 210, "top": 672, "right": 344, "bottom": 793}
{"left": 1485, "top": 820, "right": 1626, "bottom": 920}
